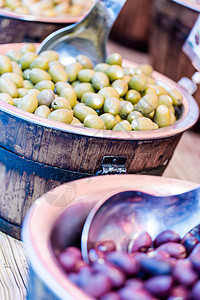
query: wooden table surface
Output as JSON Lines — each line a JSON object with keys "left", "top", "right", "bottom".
{"left": 1, "top": 40, "right": 200, "bottom": 299}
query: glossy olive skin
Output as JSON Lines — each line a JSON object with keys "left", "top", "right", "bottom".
{"left": 84, "top": 115, "right": 106, "bottom": 129}
{"left": 37, "top": 89, "right": 55, "bottom": 107}
{"left": 104, "top": 97, "right": 121, "bottom": 116}
{"left": 73, "top": 103, "right": 98, "bottom": 122}
{"left": 47, "top": 109, "right": 73, "bottom": 124}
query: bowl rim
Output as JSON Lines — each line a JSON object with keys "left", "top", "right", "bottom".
{"left": 0, "top": 43, "right": 199, "bottom": 140}
{"left": 22, "top": 174, "right": 200, "bottom": 300}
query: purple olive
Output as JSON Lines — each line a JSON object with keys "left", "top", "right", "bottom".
{"left": 154, "top": 230, "right": 180, "bottom": 248}
{"left": 77, "top": 265, "right": 93, "bottom": 287}
{"left": 156, "top": 242, "right": 187, "bottom": 259}
{"left": 168, "top": 285, "right": 189, "bottom": 300}
{"left": 125, "top": 278, "right": 144, "bottom": 290}
{"left": 58, "top": 251, "right": 77, "bottom": 273}
{"left": 140, "top": 257, "right": 173, "bottom": 276}
{"left": 106, "top": 251, "right": 140, "bottom": 275}
{"left": 189, "top": 253, "right": 200, "bottom": 273}
{"left": 191, "top": 280, "right": 200, "bottom": 300}
{"left": 129, "top": 232, "right": 152, "bottom": 253}
{"left": 189, "top": 243, "right": 200, "bottom": 259}
{"left": 64, "top": 246, "right": 82, "bottom": 260}
{"left": 93, "top": 261, "right": 125, "bottom": 288}
{"left": 144, "top": 275, "right": 173, "bottom": 298}
{"left": 181, "top": 233, "right": 199, "bottom": 254}
{"left": 100, "top": 292, "right": 121, "bottom": 300}
{"left": 88, "top": 248, "right": 105, "bottom": 262}
{"left": 172, "top": 259, "right": 198, "bottom": 286}
{"left": 119, "top": 286, "right": 154, "bottom": 300}
{"left": 96, "top": 240, "right": 116, "bottom": 253}
{"left": 67, "top": 273, "right": 80, "bottom": 285}
{"left": 82, "top": 273, "right": 112, "bottom": 298}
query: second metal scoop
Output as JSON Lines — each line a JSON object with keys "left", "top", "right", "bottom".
{"left": 81, "top": 188, "right": 200, "bottom": 263}
{"left": 37, "top": 0, "right": 127, "bottom": 66}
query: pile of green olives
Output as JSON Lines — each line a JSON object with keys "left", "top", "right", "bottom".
{"left": 0, "top": 43, "right": 183, "bottom": 132}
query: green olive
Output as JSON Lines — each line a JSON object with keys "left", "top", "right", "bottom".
{"left": 170, "top": 112, "right": 176, "bottom": 125}
{"left": 147, "top": 110, "right": 155, "bottom": 119}
{"left": 125, "top": 89, "right": 141, "bottom": 104}
{"left": 23, "top": 80, "right": 34, "bottom": 89}
{"left": 13, "top": 98, "right": 21, "bottom": 106}
{"left": 51, "top": 97, "right": 71, "bottom": 110}
{"left": 37, "top": 89, "right": 55, "bottom": 107}
{"left": 147, "top": 77, "right": 156, "bottom": 85}
{"left": 169, "top": 105, "right": 175, "bottom": 114}
{"left": 74, "top": 82, "right": 95, "bottom": 99}
{"left": 73, "top": 103, "right": 97, "bottom": 122}
{"left": 153, "top": 105, "right": 171, "bottom": 127}
{"left": 134, "top": 93, "right": 158, "bottom": 115}
{"left": 81, "top": 92, "right": 94, "bottom": 103}
{"left": 143, "top": 86, "right": 157, "bottom": 95}
{"left": 123, "top": 67, "right": 135, "bottom": 76}
{"left": 55, "top": 81, "right": 73, "bottom": 94}
{"left": 106, "top": 53, "right": 122, "bottom": 66}
{"left": 71, "top": 81, "right": 80, "bottom": 88}
{"left": 0, "top": 55, "right": 12, "bottom": 74}
{"left": 98, "top": 87, "right": 119, "bottom": 99}
{"left": 34, "top": 105, "right": 51, "bottom": 118}
{"left": 127, "top": 111, "right": 143, "bottom": 123}
{"left": 85, "top": 93, "right": 104, "bottom": 110}
{"left": 20, "top": 43, "right": 36, "bottom": 54}
{"left": 49, "top": 60, "right": 65, "bottom": 69}
{"left": 40, "top": 50, "right": 59, "bottom": 62}
{"left": 113, "top": 120, "right": 132, "bottom": 131}
{"left": 11, "top": 61, "right": 23, "bottom": 76}
{"left": 92, "top": 72, "right": 110, "bottom": 90}
{"left": 94, "top": 63, "right": 110, "bottom": 73}
{"left": 20, "top": 52, "right": 38, "bottom": 70}
{"left": 0, "top": 92, "right": 14, "bottom": 105}
{"left": 1, "top": 72, "right": 23, "bottom": 88}
{"left": 123, "top": 75, "right": 132, "bottom": 84}
{"left": 114, "top": 114, "right": 121, "bottom": 125}
{"left": 131, "top": 117, "right": 155, "bottom": 131}
{"left": 119, "top": 101, "right": 134, "bottom": 119}
{"left": 47, "top": 109, "right": 73, "bottom": 123}
{"left": 23, "top": 69, "right": 31, "bottom": 80}
{"left": 106, "top": 65, "right": 124, "bottom": 82}
{"left": 6, "top": 49, "right": 22, "bottom": 62}
{"left": 153, "top": 123, "right": 159, "bottom": 129}
{"left": 112, "top": 79, "right": 128, "bottom": 97}
{"left": 158, "top": 94, "right": 173, "bottom": 108}
{"left": 17, "top": 94, "right": 38, "bottom": 113}
{"left": 129, "top": 74, "right": 147, "bottom": 92}
{"left": 60, "top": 88, "right": 77, "bottom": 108}
{"left": 103, "top": 97, "right": 121, "bottom": 116}
{"left": 76, "top": 55, "right": 93, "bottom": 69}
{"left": 100, "top": 113, "right": 115, "bottom": 130}
{"left": 150, "top": 85, "right": 168, "bottom": 96}
{"left": 71, "top": 117, "right": 82, "bottom": 124}
{"left": 136, "top": 64, "right": 153, "bottom": 77}
{"left": 0, "top": 78, "right": 18, "bottom": 97}
{"left": 34, "top": 80, "right": 55, "bottom": 91}
{"left": 18, "top": 88, "right": 28, "bottom": 97}
{"left": 29, "top": 68, "right": 51, "bottom": 84}
{"left": 168, "top": 88, "right": 183, "bottom": 106}
{"left": 84, "top": 115, "right": 106, "bottom": 129}
{"left": 30, "top": 57, "right": 49, "bottom": 70}
{"left": 48, "top": 65, "right": 68, "bottom": 83}
{"left": 77, "top": 69, "right": 95, "bottom": 83}
{"left": 65, "top": 62, "right": 83, "bottom": 82}
{"left": 27, "top": 89, "right": 40, "bottom": 97}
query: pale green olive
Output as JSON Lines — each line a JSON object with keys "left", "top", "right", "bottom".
{"left": 81, "top": 92, "right": 94, "bottom": 103}
{"left": 112, "top": 120, "right": 132, "bottom": 131}
{"left": 129, "top": 74, "right": 147, "bottom": 92}
{"left": 13, "top": 98, "right": 21, "bottom": 106}
{"left": 55, "top": 81, "right": 73, "bottom": 95}
{"left": 168, "top": 88, "right": 183, "bottom": 106}
{"left": 48, "top": 65, "right": 68, "bottom": 83}
{"left": 136, "top": 64, "right": 153, "bottom": 76}
{"left": 92, "top": 72, "right": 110, "bottom": 90}
{"left": 30, "top": 57, "right": 49, "bottom": 70}
{"left": 170, "top": 112, "right": 176, "bottom": 125}
{"left": 84, "top": 115, "right": 106, "bottom": 129}
{"left": 147, "top": 77, "right": 156, "bottom": 85}
{"left": 134, "top": 93, "right": 158, "bottom": 115}
{"left": 17, "top": 94, "right": 38, "bottom": 113}
{"left": 123, "top": 75, "right": 132, "bottom": 84}
{"left": 1, "top": 72, "right": 23, "bottom": 88}
{"left": 158, "top": 94, "right": 173, "bottom": 108}
{"left": 77, "top": 69, "right": 95, "bottom": 83}
{"left": 112, "top": 79, "right": 128, "bottom": 97}
{"left": 11, "top": 61, "right": 23, "bottom": 76}
{"left": 20, "top": 43, "right": 36, "bottom": 54}
{"left": 60, "top": 88, "right": 77, "bottom": 108}
{"left": 34, "top": 105, "right": 51, "bottom": 118}
{"left": 23, "top": 80, "right": 34, "bottom": 89}
{"left": 0, "top": 55, "right": 12, "bottom": 74}
{"left": 27, "top": 89, "right": 40, "bottom": 97}
{"left": 73, "top": 103, "right": 97, "bottom": 122}
{"left": 37, "top": 89, "right": 55, "bottom": 107}
{"left": 23, "top": 69, "right": 31, "bottom": 80}
{"left": 0, "top": 92, "right": 14, "bottom": 105}
{"left": 123, "top": 67, "right": 135, "bottom": 76}
{"left": 127, "top": 111, "right": 143, "bottom": 123}
{"left": 18, "top": 88, "right": 28, "bottom": 97}
{"left": 98, "top": 87, "right": 119, "bottom": 99}
{"left": 71, "top": 81, "right": 80, "bottom": 88}
{"left": 65, "top": 62, "right": 83, "bottom": 82}
{"left": 100, "top": 113, "right": 115, "bottom": 130}
{"left": 106, "top": 65, "right": 124, "bottom": 82}
{"left": 20, "top": 52, "right": 38, "bottom": 70}
{"left": 94, "top": 63, "right": 110, "bottom": 73}
{"left": 153, "top": 123, "right": 159, "bottom": 129}
{"left": 132, "top": 117, "right": 155, "bottom": 131}
{"left": 153, "top": 105, "right": 171, "bottom": 127}
{"left": 49, "top": 61, "right": 65, "bottom": 69}
{"left": 114, "top": 114, "right": 121, "bottom": 125}
{"left": 76, "top": 55, "right": 93, "bottom": 69}
{"left": 6, "top": 49, "right": 22, "bottom": 62}
{"left": 34, "top": 80, "right": 55, "bottom": 91}
{"left": 119, "top": 101, "right": 134, "bottom": 119}
{"left": 125, "top": 89, "right": 141, "bottom": 104}
{"left": 47, "top": 109, "right": 73, "bottom": 123}
{"left": 150, "top": 85, "right": 168, "bottom": 96}
{"left": 103, "top": 97, "right": 121, "bottom": 116}
{"left": 0, "top": 78, "right": 18, "bottom": 97}
{"left": 29, "top": 68, "right": 51, "bottom": 84}
{"left": 85, "top": 93, "right": 104, "bottom": 110}
{"left": 71, "top": 117, "right": 82, "bottom": 124}
{"left": 144, "top": 86, "right": 157, "bottom": 95}
{"left": 106, "top": 53, "right": 122, "bottom": 66}
{"left": 74, "top": 82, "right": 95, "bottom": 99}
{"left": 40, "top": 50, "right": 59, "bottom": 61}
{"left": 51, "top": 97, "right": 71, "bottom": 110}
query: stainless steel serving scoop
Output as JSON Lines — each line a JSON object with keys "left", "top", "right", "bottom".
{"left": 37, "top": 0, "right": 127, "bottom": 66}
{"left": 81, "top": 188, "right": 200, "bottom": 263}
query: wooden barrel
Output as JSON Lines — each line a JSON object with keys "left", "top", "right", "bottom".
{"left": 149, "top": 0, "right": 200, "bottom": 131}
{"left": 110, "top": 0, "right": 153, "bottom": 52}
{"left": 0, "top": 44, "right": 198, "bottom": 240}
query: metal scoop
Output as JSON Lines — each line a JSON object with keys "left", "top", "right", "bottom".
{"left": 37, "top": 0, "right": 127, "bottom": 66}
{"left": 81, "top": 188, "right": 200, "bottom": 263}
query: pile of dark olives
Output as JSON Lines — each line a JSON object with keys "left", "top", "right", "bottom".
{"left": 56, "top": 227, "right": 200, "bottom": 300}
{"left": 0, "top": 44, "right": 183, "bottom": 132}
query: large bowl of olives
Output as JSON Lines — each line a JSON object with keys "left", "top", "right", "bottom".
{"left": 0, "top": 43, "right": 198, "bottom": 239}
{"left": 22, "top": 174, "right": 200, "bottom": 300}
